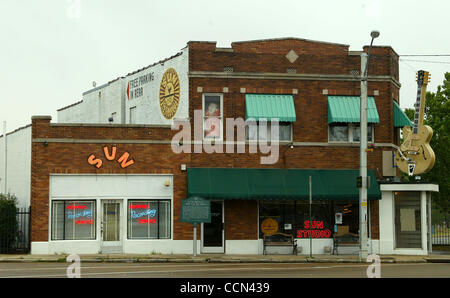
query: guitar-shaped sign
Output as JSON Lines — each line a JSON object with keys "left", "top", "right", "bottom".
{"left": 396, "top": 70, "right": 435, "bottom": 176}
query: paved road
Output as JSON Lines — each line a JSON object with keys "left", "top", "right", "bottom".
{"left": 0, "top": 262, "right": 449, "bottom": 278}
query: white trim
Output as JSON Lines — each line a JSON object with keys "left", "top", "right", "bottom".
{"left": 380, "top": 184, "right": 439, "bottom": 192}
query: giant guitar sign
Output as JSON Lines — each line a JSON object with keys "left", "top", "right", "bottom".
{"left": 396, "top": 70, "right": 435, "bottom": 176}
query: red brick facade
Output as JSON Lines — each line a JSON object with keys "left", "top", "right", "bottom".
{"left": 31, "top": 38, "right": 400, "bottom": 244}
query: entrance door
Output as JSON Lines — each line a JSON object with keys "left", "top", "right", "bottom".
{"left": 202, "top": 201, "right": 224, "bottom": 253}
{"left": 101, "top": 200, "right": 122, "bottom": 253}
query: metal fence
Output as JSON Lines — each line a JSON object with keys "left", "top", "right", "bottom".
{"left": 0, "top": 207, "right": 31, "bottom": 254}
{"left": 432, "top": 214, "right": 449, "bottom": 246}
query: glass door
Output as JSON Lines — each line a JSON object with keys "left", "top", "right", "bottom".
{"left": 101, "top": 200, "right": 123, "bottom": 253}
{"left": 202, "top": 201, "right": 224, "bottom": 253}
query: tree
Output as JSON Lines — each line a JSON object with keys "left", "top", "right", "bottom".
{"left": 0, "top": 193, "right": 18, "bottom": 253}
{"left": 402, "top": 72, "right": 450, "bottom": 213}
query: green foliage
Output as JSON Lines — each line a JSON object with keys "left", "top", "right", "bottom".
{"left": 423, "top": 73, "right": 450, "bottom": 213}
{"left": 0, "top": 193, "right": 18, "bottom": 253}
{"left": 402, "top": 73, "right": 450, "bottom": 213}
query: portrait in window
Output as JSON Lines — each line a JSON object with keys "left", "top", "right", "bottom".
{"left": 203, "top": 94, "right": 223, "bottom": 139}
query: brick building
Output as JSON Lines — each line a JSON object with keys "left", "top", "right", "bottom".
{"left": 28, "top": 37, "right": 427, "bottom": 255}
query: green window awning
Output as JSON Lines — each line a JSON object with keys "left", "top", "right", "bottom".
{"left": 187, "top": 168, "right": 381, "bottom": 201}
{"left": 328, "top": 96, "right": 380, "bottom": 124}
{"left": 245, "top": 94, "right": 296, "bottom": 122}
{"left": 394, "top": 100, "right": 413, "bottom": 127}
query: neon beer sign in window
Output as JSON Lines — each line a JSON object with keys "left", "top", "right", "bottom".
{"left": 66, "top": 205, "right": 87, "bottom": 210}
{"left": 129, "top": 204, "right": 157, "bottom": 224}
{"left": 296, "top": 220, "right": 331, "bottom": 238}
{"left": 66, "top": 202, "right": 94, "bottom": 225}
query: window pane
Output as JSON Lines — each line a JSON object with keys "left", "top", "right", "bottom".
{"left": 204, "top": 95, "right": 222, "bottom": 139}
{"left": 329, "top": 125, "right": 348, "bottom": 141}
{"left": 279, "top": 123, "right": 292, "bottom": 141}
{"left": 246, "top": 122, "right": 258, "bottom": 141}
{"left": 159, "top": 201, "right": 171, "bottom": 239}
{"left": 52, "top": 201, "right": 96, "bottom": 240}
{"left": 353, "top": 126, "right": 361, "bottom": 142}
{"left": 259, "top": 201, "right": 360, "bottom": 239}
{"left": 204, "top": 117, "right": 221, "bottom": 138}
{"left": 52, "top": 201, "right": 65, "bottom": 240}
{"left": 128, "top": 200, "right": 171, "bottom": 239}
{"left": 204, "top": 96, "right": 221, "bottom": 117}
{"left": 353, "top": 125, "right": 373, "bottom": 142}
{"left": 333, "top": 202, "right": 359, "bottom": 235}
{"left": 395, "top": 192, "right": 421, "bottom": 248}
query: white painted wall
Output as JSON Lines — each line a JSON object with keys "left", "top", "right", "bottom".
{"left": 58, "top": 79, "right": 125, "bottom": 124}
{"left": 57, "top": 47, "right": 189, "bottom": 125}
{"left": 124, "top": 47, "right": 189, "bottom": 125}
{"left": 0, "top": 125, "right": 31, "bottom": 207}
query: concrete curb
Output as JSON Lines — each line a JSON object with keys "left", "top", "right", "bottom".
{"left": 0, "top": 256, "right": 448, "bottom": 264}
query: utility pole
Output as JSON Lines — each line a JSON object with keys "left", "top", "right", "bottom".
{"left": 359, "top": 31, "right": 379, "bottom": 261}
{"left": 2, "top": 121, "right": 6, "bottom": 195}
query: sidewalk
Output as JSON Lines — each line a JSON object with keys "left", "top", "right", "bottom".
{"left": 0, "top": 253, "right": 449, "bottom": 263}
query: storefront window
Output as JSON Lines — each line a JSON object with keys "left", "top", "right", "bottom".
{"left": 258, "top": 200, "right": 361, "bottom": 239}
{"left": 127, "top": 200, "right": 171, "bottom": 239}
{"left": 51, "top": 201, "right": 96, "bottom": 240}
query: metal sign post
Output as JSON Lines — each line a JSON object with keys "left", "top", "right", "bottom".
{"left": 309, "top": 176, "right": 312, "bottom": 258}
{"left": 193, "top": 223, "right": 197, "bottom": 256}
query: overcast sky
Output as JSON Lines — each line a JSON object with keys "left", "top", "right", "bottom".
{"left": 1, "top": 0, "right": 449, "bottom": 132}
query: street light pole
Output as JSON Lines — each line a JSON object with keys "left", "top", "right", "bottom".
{"left": 360, "top": 31, "right": 379, "bottom": 261}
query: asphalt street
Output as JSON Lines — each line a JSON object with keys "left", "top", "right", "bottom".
{"left": 0, "top": 262, "right": 449, "bottom": 278}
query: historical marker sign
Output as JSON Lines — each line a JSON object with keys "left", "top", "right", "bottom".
{"left": 180, "top": 196, "right": 211, "bottom": 256}
{"left": 180, "top": 196, "right": 211, "bottom": 225}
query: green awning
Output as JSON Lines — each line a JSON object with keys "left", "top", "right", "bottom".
{"left": 328, "top": 96, "right": 380, "bottom": 124}
{"left": 187, "top": 168, "right": 381, "bottom": 200}
{"left": 394, "top": 100, "right": 413, "bottom": 127}
{"left": 245, "top": 94, "right": 296, "bottom": 122}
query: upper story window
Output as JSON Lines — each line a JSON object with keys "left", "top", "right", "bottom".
{"left": 329, "top": 123, "right": 374, "bottom": 143}
{"left": 245, "top": 94, "right": 296, "bottom": 143}
{"left": 246, "top": 121, "right": 292, "bottom": 142}
{"left": 327, "top": 96, "right": 379, "bottom": 143}
{"left": 203, "top": 94, "right": 223, "bottom": 140}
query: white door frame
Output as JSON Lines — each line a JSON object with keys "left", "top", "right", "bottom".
{"left": 100, "top": 199, "right": 123, "bottom": 253}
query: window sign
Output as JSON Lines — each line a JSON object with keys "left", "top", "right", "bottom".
{"left": 335, "top": 213, "right": 343, "bottom": 224}
{"left": 296, "top": 220, "right": 331, "bottom": 238}
{"left": 128, "top": 200, "right": 171, "bottom": 239}
{"left": 260, "top": 218, "right": 279, "bottom": 236}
